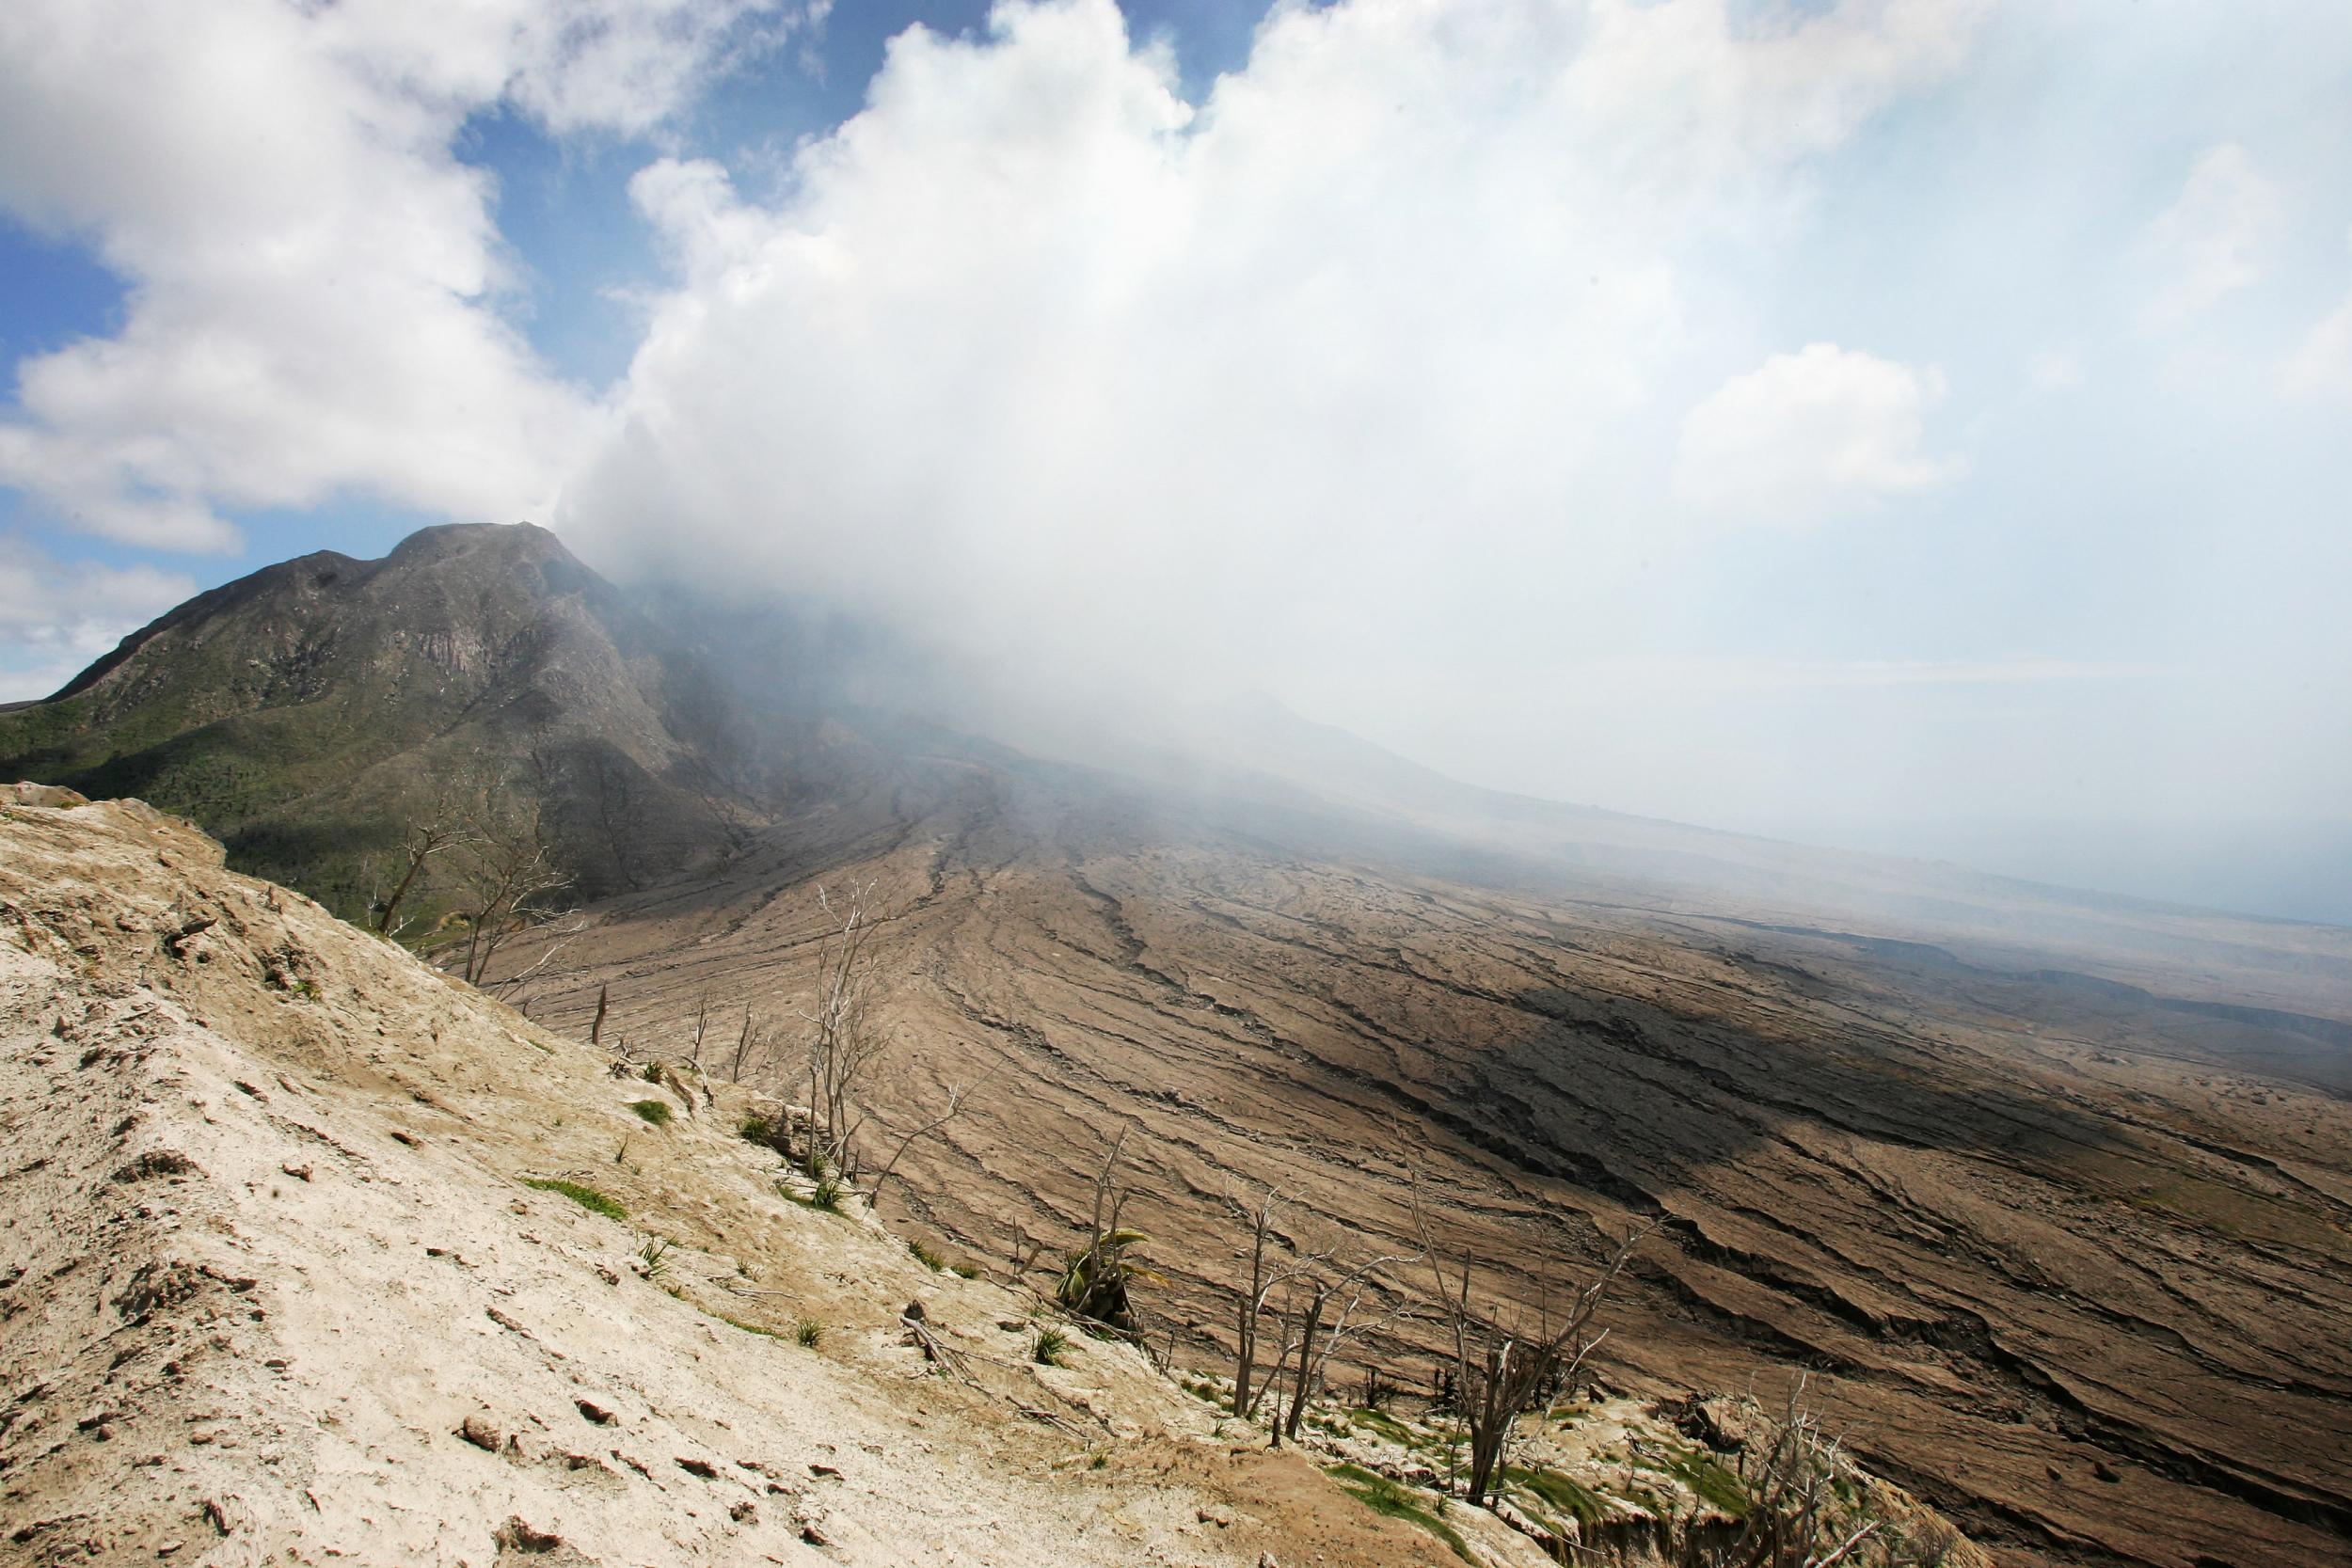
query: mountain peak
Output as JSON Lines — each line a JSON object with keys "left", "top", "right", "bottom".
{"left": 0, "top": 521, "right": 759, "bottom": 914}
{"left": 383, "top": 518, "right": 567, "bottom": 567}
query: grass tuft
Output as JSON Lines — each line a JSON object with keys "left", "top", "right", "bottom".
{"left": 1327, "top": 1465, "right": 1474, "bottom": 1564}
{"left": 795, "top": 1320, "right": 824, "bottom": 1348}
{"left": 628, "top": 1099, "right": 674, "bottom": 1127}
{"left": 1033, "top": 1327, "right": 1071, "bottom": 1366}
{"left": 910, "top": 1239, "right": 946, "bottom": 1272}
{"left": 774, "top": 1172, "right": 848, "bottom": 1212}
{"left": 716, "top": 1311, "right": 781, "bottom": 1339}
{"left": 522, "top": 1177, "right": 626, "bottom": 1222}
{"left": 1505, "top": 1465, "right": 1610, "bottom": 1528}
{"left": 1659, "top": 1449, "right": 1750, "bottom": 1517}
{"left": 738, "top": 1113, "right": 791, "bottom": 1154}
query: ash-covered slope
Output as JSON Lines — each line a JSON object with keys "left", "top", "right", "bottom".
{"left": 0, "top": 794, "right": 1486, "bottom": 1568}
{"left": 0, "top": 524, "right": 770, "bottom": 917}
{"left": 508, "top": 761, "right": 2352, "bottom": 1568}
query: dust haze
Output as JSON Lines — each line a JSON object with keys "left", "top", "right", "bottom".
{"left": 554, "top": 0, "right": 2352, "bottom": 925}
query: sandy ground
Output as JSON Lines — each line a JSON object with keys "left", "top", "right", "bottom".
{"left": 0, "top": 798, "right": 1515, "bottom": 1568}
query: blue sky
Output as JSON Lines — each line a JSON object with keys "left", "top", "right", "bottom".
{"left": 2, "top": 0, "right": 2349, "bottom": 920}
{"left": 0, "top": 0, "right": 1275, "bottom": 589}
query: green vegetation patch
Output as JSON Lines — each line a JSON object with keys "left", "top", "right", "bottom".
{"left": 714, "top": 1311, "right": 782, "bottom": 1339}
{"left": 628, "top": 1099, "right": 674, "bottom": 1127}
{"left": 1179, "top": 1377, "right": 1231, "bottom": 1409}
{"left": 1659, "top": 1449, "right": 1750, "bottom": 1517}
{"left": 1503, "top": 1465, "right": 1610, "bottom": 1528}
{"left": 1327, "top": 1464, "right": 1474, "bottom": 1564}
{"left": 1346, "top": 1407, "right": 1424, "bottom": 1447}
{"left": 521, "top": 1177, "right": 627, "bottom": 1222}
{"left": 739, "top": 1113, "right": 792, "bottom": 1155}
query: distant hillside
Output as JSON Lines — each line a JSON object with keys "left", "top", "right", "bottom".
{"left": 0, "top": 524, "right": 772, "bottom": 920}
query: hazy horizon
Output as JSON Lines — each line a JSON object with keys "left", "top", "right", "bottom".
{"left": 4, "top": 0, "right": 2348, "bottom": 925}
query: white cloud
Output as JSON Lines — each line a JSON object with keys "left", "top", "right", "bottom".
{"left": 2282, "top": 298, "right": 2352, "bottom": 398}
{"left": 1549, "top": 655, "right": 2156, "bottom": 695}
{"left": 2025, "top": 348, "right": 2083, "bottom": 393}
{"left": 2281, "top": 227, "right": 2352, "bottom": 399}
{"left": 567, "top": 0, "right": 1986, "bottom": 682}
{"left": 0, "top": 537, "right": 195, "bottom": 701}
{"left": 0, "top": 0, "right": 823, "bottom": 552}
{"left": 2141, "top": 142, "right": 2281, "bottom": 328}
{"left": 1671, "top": 343, "right": 1962, "bottom": 524}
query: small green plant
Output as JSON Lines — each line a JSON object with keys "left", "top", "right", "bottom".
{"left": 809, "top": 1174, "right": 845, "bottom": 1212}
{"left": 738, "top": 1113, "right": 792, "bottom": 1155}
{"left": 637, "top": 1236, "right": 673, "bottom": 1279}
{"left": 628, "top": 1099, "right": 674, "bottom": 1127}
{"left": 910, "top": 1239, "right": 946, "bottom": 1272}
{"left": 1657, "top": 1449, "right": 1749, "bottom": 1518}
{"left": 1348, "top": 1407, "right": 1418, "bottom": 1445}
{"left": 1056, "top": 1227, "right": 1160, "bottom": 1329}
{"left": 1181, "top": 1377, "right": 1229, "bottom": 1407}
{"left": 522, "top": 1178, "right": 626, "bottom": 1222}
{"left": 1088, "top": 1452, "right": 1107, "bottom": 1471}
{"left": 795, "top": 1320, "right": 824, "bottom": 1348}
{"left": 949, "top": 1262, "right": 979, "bottom": 1279}
{"left": 1033, "top": 1327, "right": 1070, "bottom": 1366}
{"left": 1327, "top": 1465, "right": 1473, "bottom": 1564}
{"left": 1504, "top": 1465, "right": 1608, "bottom": 1529}
{"left": 641, "top": 1061, "right": 663, "bottom": 1085}
{"left": 612, "top": 1136, "right": 629, "bottom": 1165}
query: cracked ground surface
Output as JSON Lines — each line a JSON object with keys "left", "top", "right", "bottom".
{"left": 506, "top": 755, "right": 2352, "bottom": 1568}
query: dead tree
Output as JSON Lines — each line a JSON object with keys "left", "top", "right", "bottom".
{"left": 1412, "top": 1174, "right": 1653, "bottom": 1508}
{"left": 688, "top": 990, "right": 712, "bottom": 1074}
{"left": 725, "top": 1001, "right": 766, "bottom": 1083}
{"left": 796, "top": 882, "right": 888, "bottom": 1180}
{"left": 373, "top": 787, "right": 473, "bottom": 936}
{"left": 866, "top": 1069, "right": 992, "bottom": 1203}
{"left": 1226, "top": 1182, "right": 1416, "bottom": 1446}
{"left": 1004, "top": 1218, "right": 1050, "bottom": 1281}
{"left": 1699, "top": 1376, "right": 1947, "bottom": 1568}
{"left": 1227, "top": 1183, "right": 1303, "bottom": 1422}
{"left": 452, "top": 783, "right": 573, "bottom": 986}
{"left": 1278, "top": 1247, "right": 1416, "bottom": 1444}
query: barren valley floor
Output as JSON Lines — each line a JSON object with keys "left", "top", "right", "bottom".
{"left": 501, "top": 760, "right": 2352, "bottom": 1568}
